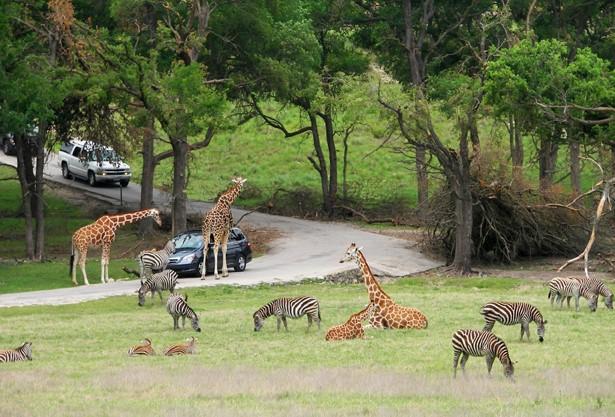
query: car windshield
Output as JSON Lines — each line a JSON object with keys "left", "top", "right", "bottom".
{"left": 87, "top": 148, "right": 121, "bottom": 162}
{"left": 174, "top": 234, "right": 203, "bottom": 250}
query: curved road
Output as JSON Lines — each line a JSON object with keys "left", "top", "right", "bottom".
{"left": 0, "top": 152, "right": 441, "bottom": 307}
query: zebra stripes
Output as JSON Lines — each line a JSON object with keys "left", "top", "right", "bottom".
{"left": 548, "top": 277, "right": 598, "bottom": 312}
{"left": 138, "top": 240, "right": 175, "bottom": 278}
{"left": 138, "top": 270, "right": 178, "bottom": 306}
{"left": 166, "top": 294, "right": 201, "bottom": 332}
{"left": 572, "top": 276, "right": 613, "bottom": 309}
{"left": 128, "top": 338, "right": 156, "bottom": 356}
{"left": 452, "top": 329, "right": 514, "bottom": 379}
{"left": 164, "top": 337, "right": 197, "bottom": 356}
{"left": 0, "top": 342, "right": 32, "bottom": 363}
{"left": 253, "top": 296, "right": 321, "bottom": 332}
{"left": 481, "top": 302, "right": 547, "bottom": 342}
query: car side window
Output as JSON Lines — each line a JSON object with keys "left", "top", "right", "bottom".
{"left": 71, "top": 146, "right": 81, "bottom": 157}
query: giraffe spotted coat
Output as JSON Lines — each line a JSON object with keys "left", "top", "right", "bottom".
{"left": 325, "top": 303, "right": 379, "bottom": 341}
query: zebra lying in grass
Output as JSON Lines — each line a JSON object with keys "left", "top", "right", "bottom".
{"left": 137, "top": 240, "right": 175, "bottom": 279}
{"left": 167, "top": 294, "right": 201, "bottom": 332}
{"left": 137, "top": 269, "right": 178, "bottom": 306}
{"left": 571, "top": 276, "right": 613, "bottom": 310}
{"left": 548, "top": 277, "right": 598, "bottom": 312}
{"left": 481, "top": 302, "right": 547, "bottom": 343}
{"left": 128, "top": 338, "right": 156, "bottom": 356}
{"left": 164, "top": 337, "right": 197, "bottom": 356}
{"left": 452, "top": 329, "right": 514, "bottom": 379}
{"left": 253, "top": 296, "right": 321, "bottom": 332}
{"left": 0, "top": 342, "right": 32, "bottom": 363}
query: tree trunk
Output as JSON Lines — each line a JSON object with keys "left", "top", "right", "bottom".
{"left": 569, "top": 139, "right": 581, "bottom": 197}
{"left": 342, "top": 131, "right": 349, "bottom": 201}
{"left": 15, "top": 135, "right": 35, "bottom": 259}
{"left": 610, "top": 143, "right": 615, "bottom": 178}
{"left": 139, "top": 117, "right": 156, "bottom": 236}
{"left": 538, "top": 135, "right": 559, "bottom": 193}
{"left": 321, "top": 111, "right": 337, "bottom": 217}
{"left": 307, "top": 113, "right": 330, "bottom": 215}
{"left": 33, "top": 125, "right": 46, "bottom": 260}
{"left": 416, "top": 144, "right": 428, "bottom": 216}
{"left": 171, "top": 138, "right": 188, "bottom": 235}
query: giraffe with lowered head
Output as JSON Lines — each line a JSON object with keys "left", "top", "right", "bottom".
{"left": 325, "top": 303, "right": 379, "bottom": 341}
{"left": 70, "top": 208, "right": 162, "bottom": 285}
{"left": 201, "top": 177, "right": 246, "bottom": 280}
{"left": 339, "top": 243, "right": 428, "bottom": 329}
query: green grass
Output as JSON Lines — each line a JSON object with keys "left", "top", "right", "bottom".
{"left": 1, "top": 276, "right": 615, "bottom": 416}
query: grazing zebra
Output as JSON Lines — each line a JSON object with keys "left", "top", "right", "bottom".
{"left": 0, "top": 342, "right": 32, "bottom": 363}
{"left": 128, "top": 338, "right": 156, "bottom": 356}
{"left": 452, "top": 329, "right": 514, "bottom": 379}
{"left": 137, "top": 269, "right": 178, "bottom": 306}
{"left": 164, "top": 337, "right": 197, "bottom": 356}
{"left": 137, "top": 239, "right": 175, "bottom": 278}
{"left": 253, "top": 296, "right": 321, "bottom": 332}
{"left": 571, "top": 276, "right": 613, "bottom": 309}
{"left": 481, "top": 302, "right": 548, "bottom": 343}
{"left": 548, "top": 277, "right": 598, "bottom": 312}
{"left": 166, "top": 293, "right": 201, "bottom": 332}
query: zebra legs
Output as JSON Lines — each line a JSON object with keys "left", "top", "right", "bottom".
{"left": 275, "top": 315, "right": 289, "bottom": 332}
{"left": 306, "top": 315, "right": 313, "bottom": 332}
{"left": 520, "top": 322, "right": 530, "bottom": 341}
{"left": 485, "top": 354, "right": 495, "bottom": 374}
{"left": 172, "top": 315, "right": 179, "bottom": 330}
{"left": 282, "top": 316, "right": 288, "bottom": 331}
{"left": 453, "top": 350, "right": 461, "bottom": 378}
{"left": 459, "top": 353, "right": 469, "bottom": 375}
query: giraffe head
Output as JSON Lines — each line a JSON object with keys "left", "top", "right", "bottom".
{"left": 339, "top": 243, "right": 361, "bottom": 263}
{"left": 232, "top": 177, "right": 247, "bottom": 188}
{"left": 147, "top": 208, "right": 162, "bottom": 226}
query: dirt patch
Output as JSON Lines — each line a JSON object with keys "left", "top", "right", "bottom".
{"left": 236, "top": 223, "right": 282, "bottom": 257}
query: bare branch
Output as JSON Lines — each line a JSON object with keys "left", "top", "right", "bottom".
{"left": 250, "top": 94, "right": 312, "bottom": 138}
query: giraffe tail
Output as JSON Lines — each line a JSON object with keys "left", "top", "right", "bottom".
{"left": 69, "top": 241, "right": 74, "bottom": 277}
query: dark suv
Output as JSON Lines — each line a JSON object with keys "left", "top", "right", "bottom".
{"left": 166, "top": 227, "right": 252, "bottom": 277}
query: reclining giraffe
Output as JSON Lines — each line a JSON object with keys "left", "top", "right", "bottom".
{"left": 339, "top": 243, "right": 428, "bottom": 329}
{"left": 325, "top": 303, "right": 379, "bottom": 341}
{"left": 70, "top": 208, "right": 162, "bottom": 285}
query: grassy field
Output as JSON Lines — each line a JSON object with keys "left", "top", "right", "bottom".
{"left": 1, "top": 276, "right": 614, "bottom": 417}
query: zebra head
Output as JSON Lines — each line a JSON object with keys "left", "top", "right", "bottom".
{"left": 588, "top": 293, "right": 599, "bottom": 312}
{"left": 339, "top": 243, "right": 362, "bottom": 264}
{"left": 502, "top": 357, "right": 515, "bottom": 379}
{"left": 164, "top": 239, "right": 176, "bottom": 254}
{"left": 137, "top": 280, "right": 148, "bottom": 306}
{"left": 20, "top": 342, "right": 32, "bottom": 361}
{"left": 537, "top": 319, "right": 547, "bottom": 343}
{"left": 253, "top": 312, "right": 265, "bottom": 332}
{"left": 605, "top": 294, "right": 613, "bottom": 310}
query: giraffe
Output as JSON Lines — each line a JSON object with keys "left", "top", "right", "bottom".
{"left": 339, "top": 243, "right": 428, "bottom": 329}
{"left": 70, "top": 208, "right": 162, "bottom": 286}
{"left": 325, "top": 303, "right": 379, "bottom": 341}
{"left": 200, "top": 177, "right": 246, "bottom": 280}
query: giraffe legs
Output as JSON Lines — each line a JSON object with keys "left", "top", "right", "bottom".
{"left": 213, "top": 242, "right": 220, "bottom": 280}
{"left": 77, "top": 248, "right": 90, "bottom": 286}
{"left": 200, "top": 230, "right": 210, "bottom": 280}
{"left": 221, "top": 231, "right": 229, "bottom": 278}
{"left": 101, "top": 244, "right": 111, "bottom": 283}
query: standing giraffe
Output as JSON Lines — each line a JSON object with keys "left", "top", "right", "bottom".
{"left": 200, "top": 177, "right": 246, "bottom": 280}
{"left": 70, "top": 208, "right": 162, "bottom": 285}
{"left": 339, "top": 243, "right": 428, "bottom": 329}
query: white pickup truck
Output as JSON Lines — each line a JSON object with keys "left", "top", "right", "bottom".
{"left": 58, "top": 140, "right": 132, "bottom": 187}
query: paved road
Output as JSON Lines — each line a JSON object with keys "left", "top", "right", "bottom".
{"left": 0, "top": 152, "right": 441, "bottom": 307}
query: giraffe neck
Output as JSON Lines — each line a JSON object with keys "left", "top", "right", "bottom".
{"left": 106, "top": 209, "right": 154, "bottom": 229}
{"left": 217, "top": 184, "right": 242, "bottom": 207}
{"left": 356, "top": 251, "right": 390, "bottom": 305}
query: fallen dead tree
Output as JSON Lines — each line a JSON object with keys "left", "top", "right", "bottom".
{"left": 426, "top": 180, "right": 593, "bottom": 263}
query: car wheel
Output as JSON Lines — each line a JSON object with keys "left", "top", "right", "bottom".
{"left": 61, "top": 163, "right": 72, "bottom": 179}
{"left": 88, "top": 171, "right": 97, "bottom": 186}
{"left": 234, "top": 254, "right": 247, "bottom": 272}
{"left": 120, "top": 179, "right": 129, "bottom": 187}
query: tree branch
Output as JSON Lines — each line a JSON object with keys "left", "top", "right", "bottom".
{"left": 250, "top": 94, "right": 312, "bottom": 138}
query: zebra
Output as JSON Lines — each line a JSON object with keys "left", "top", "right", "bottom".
{"left": 137, "top": 239, "right": 175, "bottom": 279}
{"left": 0, "top": 342, "right": 33, "bottom": 363}
{"left": 571, "top": 276, "right": 613, "bottom": 310}
{"left": 452, "top": 329, "right": 514, "bottom": 379}
{"left": 547, "top": 277, "right": 598, "bottom": 312}
{"left": 164, "top": 337, "right": 197, "bottom": 356}
{"left": 481, "top": 302, "right": 548, "bottom": 343}
{"left": 166, "top": 293, "right": 201, "bottom": 332}
{"left": 137, "top": 269, "right": 178, "bottom": 306}
{"left": 253, "top": 296, "right": 321, "bottom": 332}
{"left": 128, "top": 338, "right": 156, "bottom": 356}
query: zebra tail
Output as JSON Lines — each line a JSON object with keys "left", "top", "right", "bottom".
{"left": 69, "top": 241, "right": 74, "bottom": 277}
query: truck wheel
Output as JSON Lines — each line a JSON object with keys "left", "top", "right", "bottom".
{"left": 120, "top": 179, "right": 129, "bottom": 187}
{"left": 88, "top": 171, "right": 97, "bottom": 186}
{"left": 61, "top": 162, "right": 72, "bottom": 179}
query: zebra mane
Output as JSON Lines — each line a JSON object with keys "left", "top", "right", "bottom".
{"left": 254, "top": 301, "right": 274, "bottom": 319}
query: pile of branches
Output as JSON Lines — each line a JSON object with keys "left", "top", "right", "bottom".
{"left": 426, "top": 180, "right": 595, "bottom": 263}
